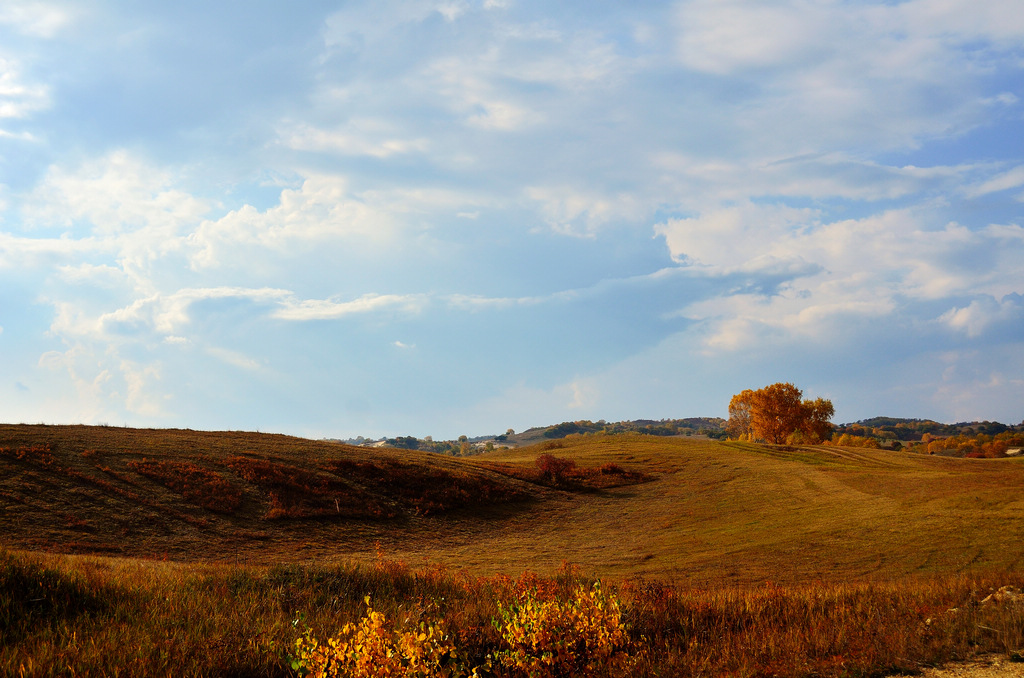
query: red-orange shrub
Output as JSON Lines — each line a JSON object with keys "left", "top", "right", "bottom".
{"left": 128, "top": 459, "right": 242, "bottom": 513}
{"left": 535, "top": 454, "right": 576, "bottom": 485}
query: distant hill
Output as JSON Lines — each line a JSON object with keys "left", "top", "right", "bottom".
{"left": 835, "top": 417, "right": 1024, "bottom": 441}
{"left": 334, "top": 418, "right": 730, "bottom": 452}
{"left": 334, "top": 415, "right": 1024, "bottom": 455}
{"left": 503, "top": 417, "right": 728, "bottom": 447}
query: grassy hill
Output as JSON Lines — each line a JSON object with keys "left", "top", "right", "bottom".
{"left": 3, "top": 424, "right": 1024, "bottom": 583}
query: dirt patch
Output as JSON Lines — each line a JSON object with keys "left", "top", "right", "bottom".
{"left": 892, "top": 655, "right": 1024, "bottom": 677}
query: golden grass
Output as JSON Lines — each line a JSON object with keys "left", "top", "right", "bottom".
{"left": 3, "top": 425, "right": 1024, "bottom": 583}
{"left": 2, "top": 549, "right": 1022, "bottom": 677}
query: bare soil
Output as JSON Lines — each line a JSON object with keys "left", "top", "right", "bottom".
{"left": 893, "top": 655, "right": 1024, "bottom": 677}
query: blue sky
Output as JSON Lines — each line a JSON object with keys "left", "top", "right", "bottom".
{"left": 1, "top": 0, "right": 1022, "bottom": 440}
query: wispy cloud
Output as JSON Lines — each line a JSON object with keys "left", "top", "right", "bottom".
{"left": 273, "top": 293, "right": 427, "bottom": 321}
{"left": 0, "top": 2, "right": 72, "bottom": 37}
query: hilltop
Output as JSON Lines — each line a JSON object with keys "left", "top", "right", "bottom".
{"left": 3, "top": 423, "right": 1024, "bottom": 582}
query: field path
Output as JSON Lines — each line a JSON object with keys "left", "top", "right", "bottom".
{"left": 890, "top": 656, "right": 1024, "bottom": 677}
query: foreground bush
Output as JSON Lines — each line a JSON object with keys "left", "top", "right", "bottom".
{"left": 291, "top": 579, "right": 636, "bottom": 678}
{"left": 494, "top": 581, "right": 634, "bottom": 677}
{"left": 291, "top": 597, "right": 471, "bottom": 677}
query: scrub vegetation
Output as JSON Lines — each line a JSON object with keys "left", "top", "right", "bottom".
{"left": 2, "top": 550, "right": 1023, "bottom": 677}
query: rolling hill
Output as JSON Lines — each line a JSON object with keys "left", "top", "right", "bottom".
{"left": 2, "top": 424, "right": 1024, "bottom": 583}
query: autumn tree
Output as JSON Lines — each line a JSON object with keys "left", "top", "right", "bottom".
{"left": 727, "top": 389, "right": 754, "bottom": 439}
{"left": 727, "top": 383, "right": 834, "bottom": 444}
{"left": 801, "top": 397, "right": 835, "bottom": 442}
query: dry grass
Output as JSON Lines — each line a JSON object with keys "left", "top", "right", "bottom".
{"left": 3, "top": 425, "right": 1024, "bottom": 582}
{"left": 2, "top": 549, "right": 1022, "bottom": 677}
{"left": 4, "top": 424, "right": 1024, "bottom": 674}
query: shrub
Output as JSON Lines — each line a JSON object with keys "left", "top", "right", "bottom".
{"left": 290, "top": 597, "right": 475, "bottom": 677}
{"left": 494, "top": 581, "right": 635, "bottom": 678}
{"left": 535, "top": 454, "right": 576, "bottom": 485}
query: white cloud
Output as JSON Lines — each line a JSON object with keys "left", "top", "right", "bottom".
{"left": 0, "top": 231, "right": 104, "bottom": 269}
{"left": 0, "top": 2, "right": 71, "bottom": 37}
{"left": 187, "top": 175, "right": 398, "bottom": 269}
{"left": 675, "top": 0, "right": 835, "bottom": 75}
{"left": 272, "top": 293, "right": 427, "bottom": 321}
{"left": 652, "top": 152, "right": 973, "bottom": 205}
{"left": 671, "top": 0, "right": 1024, "bottom": 155}
{"left": 282, "top": 122, "right": 430, "bottom": 158}
{"left": 414, "top": 22, "right": 619, "bottom": 133}
{"left": 120, "top": 359, "right": 165, "bottom": 416}
{"left": 55, "top": 263, "right": 130, "bottom": 287}
{"left": 323, "top": 1, "right": 471, "bottom": 49}
{"left": 658, "top": 204, "right": 1024, "bottom": 350}
{"left": 929, "top": 347, "right": 1024, "bottom": 423}
{"left": 0, "top": 58, "right": 49, "bottom": 119}
{"left": 525, "top": 185, "right": 645, "bottom": 237}
{"left": 425, "top": 54, "right": 543, "bottom": 132}
{"left": 899, "top": 0, "right": 1024, "bottom": 43}
{"left": 966, "top": 165, "right": 1024, "bottom": 198}
{"left": 36, "top": 345, "right": 113, "bottom": 422}
{"left": 568, "top": 379, "right": 597, "bottom": 410}
{"left": 27, "top": 151, "right": 209, "bottom": 237}
{"left": 655, "top": 202, "right": 818, "bottom": 269}
{"left": 940, "top": 294, "right": 1024, "bottom": 338}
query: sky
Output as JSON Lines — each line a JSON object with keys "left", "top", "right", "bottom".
{"left": 1, "top": 0, "right": 1023, "bottom": 440}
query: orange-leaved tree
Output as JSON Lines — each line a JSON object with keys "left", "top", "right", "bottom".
{"left": 728, "top": 383, "right": 834, "bottom": 444}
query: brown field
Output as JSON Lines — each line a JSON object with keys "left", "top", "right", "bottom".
{"left": 2, "top": 424, "right": 1024, "bottom": 676}
{"left": 3, "top": 424, "right": 1023, "bottom": 582}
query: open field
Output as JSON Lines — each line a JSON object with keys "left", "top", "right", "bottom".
{"left": 2, "top": 424, "right": 1024, "bottom": 583}
{"left": 2, "top": 424, "right": 1024, "bottom": 676}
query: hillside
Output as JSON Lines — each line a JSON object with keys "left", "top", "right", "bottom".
{"left": 3, "top": 424, "right": 1024, "bottom": 583}
{"left": 0, "top": 425, "right": 541, "bottom": 564}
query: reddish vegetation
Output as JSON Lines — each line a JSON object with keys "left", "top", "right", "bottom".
{"left": 483, "top": 453, "right": 652, "bottom": 490}
{"left": 224, "top": 455, "right": 391, "bottom": 520}
{"left": 0, "top": 445, "right": 55, "bottom": 466}
{"left": 324, "top": 459, "right": 525, "bottom": 515}
{"left": 128, "top": 459, "right": 242, "bottom": 513}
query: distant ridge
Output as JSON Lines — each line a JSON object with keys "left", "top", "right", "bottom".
{"left": 835, "top": 417, "right": 1023, "bottom": 441}
{"left": 335, "top": 415, "right": 1023, "bottom": 452}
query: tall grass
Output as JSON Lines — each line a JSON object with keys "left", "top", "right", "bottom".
{"left": 2, "top": 548, "right": 1022, "bottom": 677}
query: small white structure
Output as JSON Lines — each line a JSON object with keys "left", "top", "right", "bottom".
{"left": 1007, "top": 448, "right": 1022, "bottom": 457}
